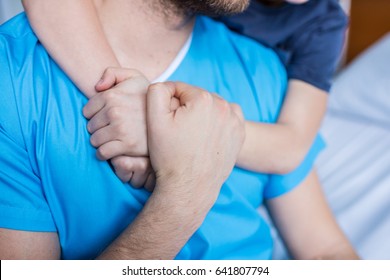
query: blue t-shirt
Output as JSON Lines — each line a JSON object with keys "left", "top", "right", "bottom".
{"left": 220, "top": 0, "right": 348, "bottom": 92}
{"left": 0, "top": 14, "right": 325, "bottom": 260}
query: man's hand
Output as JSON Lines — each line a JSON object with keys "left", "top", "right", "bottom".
{"left": 98, "top": 82, "right": 245, "bottom": 260}
{"left": 147, "top": 82, "right": 245, "bottom": 214}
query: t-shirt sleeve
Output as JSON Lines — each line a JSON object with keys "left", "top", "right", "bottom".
{"left": 0, "top": 46, "right": 56, "bottom": 232}
{"left": 0, "top": 129, "right": 57, "bottom": 232}
{"left": 286, "top": 7, "right": 348, "bottom": 92}
{"left": 263, "top": 134, "right": 326, "bottom": 199}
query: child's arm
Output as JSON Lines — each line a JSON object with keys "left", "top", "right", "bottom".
{"left": 236, "top": 79, "right": 328, "bottom": 174}
{"left": 22, "top": 1, "right": 155, "bottom": 188}
{"left": 22, "top": 0, "right": 120, "bottom": 98}
{"left": 224, "top": 0, "right": 347, "bottom": 175}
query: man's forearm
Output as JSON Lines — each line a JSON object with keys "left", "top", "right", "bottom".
{"left": 97, "top": 184, "right": 204, "bottom": 260}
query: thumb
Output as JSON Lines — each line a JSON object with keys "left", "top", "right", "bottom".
{"left": 95, "top": 67, "right": 143, "bottom": 92}
{"left": 170, "top": 97, "right": 180, "bottom": 111}
{"left": 147, "top": 82, "right": 177, "bottom": 128}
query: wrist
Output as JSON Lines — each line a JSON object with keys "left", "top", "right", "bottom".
{"left": 151, "top": 177, "right": 216, "bottom": 230}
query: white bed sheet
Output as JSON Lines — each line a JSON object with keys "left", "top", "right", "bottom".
{"left": 270, "top": 33, "right": 390, "bottom": 260}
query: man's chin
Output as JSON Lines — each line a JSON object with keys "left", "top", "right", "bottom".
{"left": 166, "top": 0, "right": 250, "bottom": 17}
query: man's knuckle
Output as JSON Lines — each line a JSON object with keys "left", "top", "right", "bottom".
{"left": 199, "top": 90, "right": 208, "bottom": 99}
{"left": 232, "top": 104, "right": 244, "bottom": 120}
{"left": 220, "top": 99, "right": 230, "bottom": 113}
{"left": 198, "top": 90, "right": 212, "bottom": 105}
{"left": 148, "top": 83, "right": 158, "bottom": 91}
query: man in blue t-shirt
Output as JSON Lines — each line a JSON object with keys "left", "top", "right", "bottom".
{"left": 0, "top": 0, "right": 357, "bottom": 260}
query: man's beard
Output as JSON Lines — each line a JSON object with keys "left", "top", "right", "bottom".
{"left": 160, "top": 0, "right": 250, "bottom": 17}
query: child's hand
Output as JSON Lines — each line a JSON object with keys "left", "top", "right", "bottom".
{"left": 83, "top": 68, "right": 150, "bottom": 160}
{"left": 111, "top": 156, "right": 156, "bottom": 192}
{"left": 83, "top": 67, "right": 155, "bottom": 190}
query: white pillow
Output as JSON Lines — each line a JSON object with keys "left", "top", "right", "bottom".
{"left": 329, "top": 33, "right": 390, "bottom": 126}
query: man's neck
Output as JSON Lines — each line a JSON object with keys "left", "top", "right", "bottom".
{"left": 93, "top": 0, "right": 195, "bottom": 81}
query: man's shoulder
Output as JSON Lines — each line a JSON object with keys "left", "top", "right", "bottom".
{"left": 0, "top": 13, "right": 37, "bottom": 44}
{"left": 0, "top": 14, "right": 40, "bottom": 146}
{"left": 0, "top": 13, "right": 76, "bottom": 146}
{"left": 197, "top": 16, "right": 281, "bottom": 59}
{"left": 198, "top": 16, "right": 286, "bottom": 78}
{"left": 192, "top": 16, "right": 287, "bottom": 89}
{"left": 0, "top": 13, "right": 42, "bottom": 76}
{"left": 182, "top": 16, "right": 287, "bottom": 123}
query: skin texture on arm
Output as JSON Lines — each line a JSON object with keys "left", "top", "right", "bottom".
{"left": 237, "top": 79, "right": 328, "bottom": 174}
{"left": 0, "top": 229, "right": 61, "bottom": 260}
{"left": 0, "top": 193, "right": 196, "bottom": 260}
{"left": 22, "top": 0, "right": 120, "bottom": 98}
{"left": 0, "top": 193, "right": 199, "bottom": 260}
{"left": 0, "top": 194, "right": 196, "bottom": 260}
{"left": 267, "top": 170, "right": 359, "bottom": 260}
